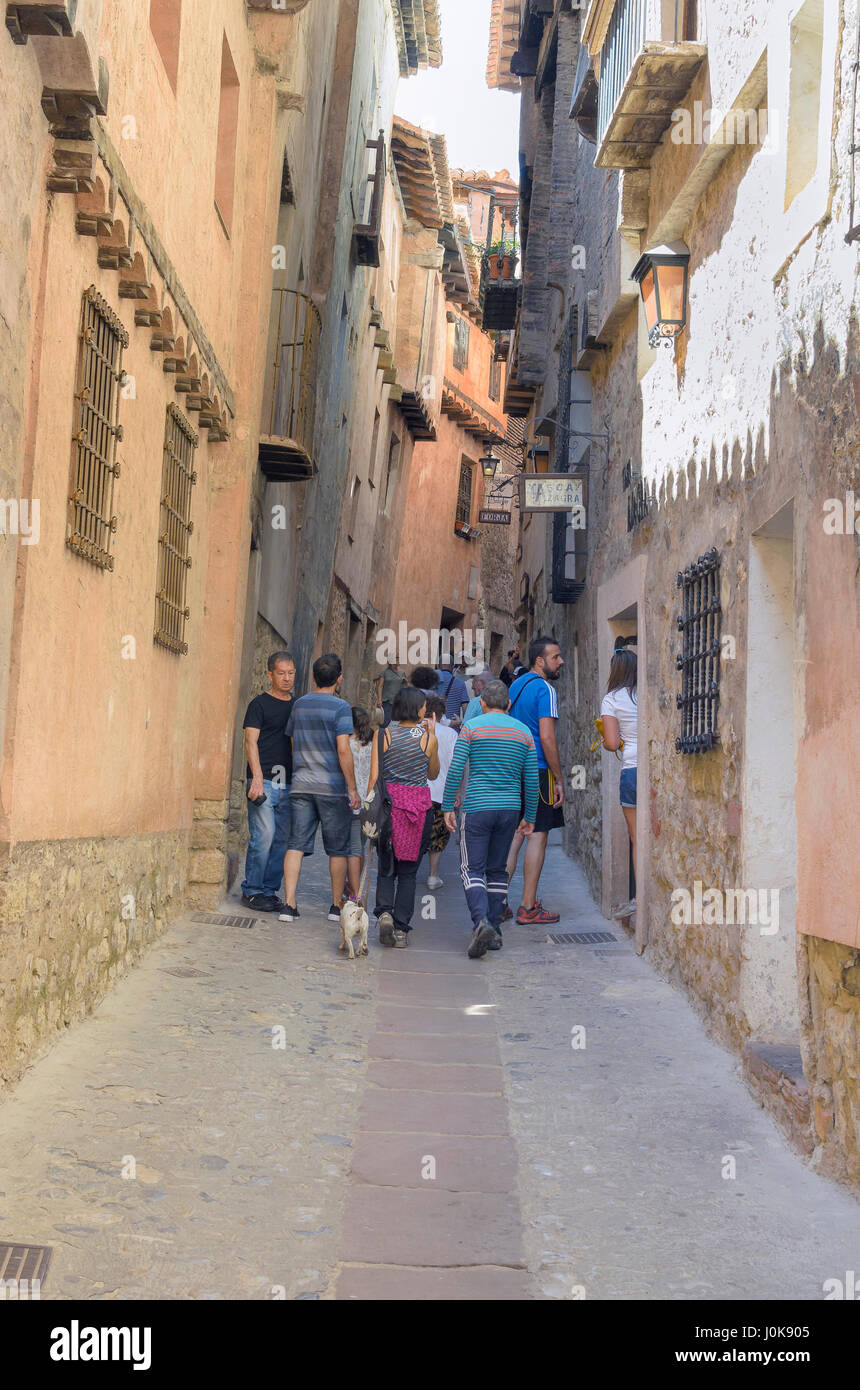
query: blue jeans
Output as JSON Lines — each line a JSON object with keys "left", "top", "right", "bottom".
{"left": 460, "top": 807, "right": 520, "bottom": 929}
{"left": 242, "top": 780, "right": 291, "bottom": 897}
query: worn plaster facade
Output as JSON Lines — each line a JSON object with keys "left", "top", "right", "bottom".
{"left": 495, "top": 0, "right": 860, "bottom": 1184}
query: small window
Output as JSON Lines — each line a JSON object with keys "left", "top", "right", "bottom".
{"left": 280, "top": 150, "right": 294, "bottom": 205}
{"left": 368, "top": 408, "right": 381, "bottom": 485}
{"left": 347, "top": 474, "right": 361, "bottom": 541}
{"left": 215, "top": 35, "right": 240, "bottom": 234}
{"left": 453, "top": 318, "right": 470, "bottom": 372}
{"left": 675, "top": 548, "right": 721, "bottom": 753}
{"left": 383, "top": 434, "right": 400, "bottom": 514}
{"left": 489, "top": 356, "right": 502, "bottom": 401}
{"left": 455, "top": 458, "right": 473, "bottom": 527}
{"left": 67, "top": 286, "right": 128, "bottom": 571}
{"left": 154, "top": 404, "right": 198, "bottom": 655}
{"left": 150, "top": 0, "right": 182, "bottom": 92}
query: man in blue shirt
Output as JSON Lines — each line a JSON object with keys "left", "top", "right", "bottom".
{"left": 505, "top": 636, "right": 565, "bottom": 925}
{"left": 280, "top": 653, "right": 360, "bottom": 924}
{"left": 435, "top": 658, "right": 469, "bottom": 725}
{"left": 462, "top": 668, "right": 494, "bottom": 723}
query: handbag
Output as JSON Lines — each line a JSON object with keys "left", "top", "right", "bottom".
{"left": 360, "top": 726, "right": 392, "bottom": 849}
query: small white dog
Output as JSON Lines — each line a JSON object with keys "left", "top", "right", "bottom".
{"left": 339, "top": 844, "right": 372, "bottom": 960}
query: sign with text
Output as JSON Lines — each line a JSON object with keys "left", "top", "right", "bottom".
{"left": 518, "top": 473, "right": 586, "bottom": 517}
{"left": 478, "top": 508, "right": 511, "bottom": 524}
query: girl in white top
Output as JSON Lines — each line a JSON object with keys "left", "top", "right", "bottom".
{"left": 347, "top": 706, "right": 375, "bottom": 898}
{"left": 600, "top": 647, "right": 638, "bottom": 909}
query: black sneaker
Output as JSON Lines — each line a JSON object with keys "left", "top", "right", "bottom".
{"left": 468, "top": 919, "right": 496, "bottom": 959}
{"left": 278, "top": 904, "right": 300, "bottom": 921}
{"left": 327, "top": 903, "right": 341, "bottom": 922}
{"left": 242, "top": 893, "right": 279, "bottom": 912}
{"left": 487, "top": 927, "right": 503, "bottom": 950}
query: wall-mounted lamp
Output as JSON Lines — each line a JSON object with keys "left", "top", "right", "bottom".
{"left": 480, "top": 453, "right": 499, "bottom": 480}
{"left": 631, "top": 241, "right": 690, "bottom": 349}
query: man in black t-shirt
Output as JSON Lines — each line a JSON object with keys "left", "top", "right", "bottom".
{"left": 240, "top": 650, "right": 295, "bottom": 911}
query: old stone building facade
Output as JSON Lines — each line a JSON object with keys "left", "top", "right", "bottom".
{"left": 389, "top": 140, "right": 521, "bottom": 668}
{"left": 0, "top": 0, "right": 441, "bottom": 1084}
{"left": 493, "top": 0, "right": 860, "bottom": 1184}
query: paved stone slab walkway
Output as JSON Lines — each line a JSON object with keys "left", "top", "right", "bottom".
{"left": 0, "top": 833, "right": 857, "bottom": 1300}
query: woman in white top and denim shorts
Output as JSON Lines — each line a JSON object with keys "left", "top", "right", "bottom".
{"left": 600, "top": 647, "right": 638, "bottom": 888}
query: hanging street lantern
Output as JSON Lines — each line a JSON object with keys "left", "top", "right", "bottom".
{"left": 631, "top": 241, "right": 691, "bottom": 349}
{"left": 480, "top": 453, "right": 499, "bottom": 480}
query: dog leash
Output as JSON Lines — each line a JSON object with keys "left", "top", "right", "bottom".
{"left": 357, "top": 842, "right": 374, "bottom": 910}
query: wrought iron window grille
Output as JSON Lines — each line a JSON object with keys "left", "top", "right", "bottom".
{"left": 453, "top": 317, "right": 470, "bottom": 372}
{"left": 67, "top": 286, "right": 129, "bottom": 571}
{"left": 622, "top": 459, "right": 650, "bottom": 530}
{"left": 154, "top": 403, "right": 198, "bottom": 656}
{"left": 675, "top": 547, "right": 721, "bottom": 753}
{"left": 455, "top": 457, "right": 473, "bottom": 529}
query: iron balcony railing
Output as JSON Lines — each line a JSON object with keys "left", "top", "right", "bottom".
{"left": 596, "top": 0, "right": 648, "bottom": 151}
{"left": 263, "top": 288, "right": 321, "bottom": 466}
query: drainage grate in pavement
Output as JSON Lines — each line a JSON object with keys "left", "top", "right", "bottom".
{"left": 0, "top": 1241, "right": 52, "bottom": 1287}
{"left": 160, "top": 966, "right": 211, "bottom": 978}
{"left": 191, "top": 913, "right": 256, "bottom": 929}
{"left": 547, "top": 931, "right": 619, "bottom": 945}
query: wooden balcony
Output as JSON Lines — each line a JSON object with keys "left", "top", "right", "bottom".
{"left": 591, "top": 0, "right": 705, "bottom": 170}
{"left": 259, "top": 289, "right": 321, "bottom": 481}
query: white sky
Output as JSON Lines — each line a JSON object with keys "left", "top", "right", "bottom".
{"left": 394, "top": 0, "right": 521, "bottom": 176}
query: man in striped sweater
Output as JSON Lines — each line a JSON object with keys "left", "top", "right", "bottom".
{"left": 442, "top": 680, "right": 539, "bottom": 959}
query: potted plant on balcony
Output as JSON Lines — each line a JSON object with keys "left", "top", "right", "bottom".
{"left": 487, "top": 238, "right": 516, "bottom": 281}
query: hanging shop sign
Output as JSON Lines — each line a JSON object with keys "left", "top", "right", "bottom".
{"left": 518, "top": 473, "right": 586, "bottom": 518}
{"left": 478, "top": 508, "right": 512, "bottom": 524}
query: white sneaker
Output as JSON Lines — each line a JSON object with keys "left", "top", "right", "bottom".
{"left": 426, "top": 876, "right": 443, "bottom": 890}
{"left": 612, "top": 899, "right": 637, "bottom": 919}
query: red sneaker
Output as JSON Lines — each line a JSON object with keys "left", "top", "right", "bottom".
{"left": 516, "top": 901, "right": 560, "bottom": 925}
{"left": 501, "top": 905, "right": 514, "bottom": 923}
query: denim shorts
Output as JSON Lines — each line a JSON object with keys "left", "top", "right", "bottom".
{"left": 619, "top": 767, "right": 637, "bottom": 808}
{"left": 288, "top": 792, "right": 352, "bottom": 857}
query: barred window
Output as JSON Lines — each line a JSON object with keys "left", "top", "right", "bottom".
{"left": 453, "top": 317, "right": 470, "bottom": 371}
{"left": 675, "top": 548, "right": 721, "bottom": 753}
{"left": 154, "top": 404, "right": 198, "bottom": 655}
{"left": 67, "top": 286, "right": 129, "bottom": 570}
{"left": 455, "top": 458, "right": 473, "bottom": 527}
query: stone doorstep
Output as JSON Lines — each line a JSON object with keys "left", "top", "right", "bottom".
{"left": 742, "top": 1040, "right": 814, "bottom": 1158}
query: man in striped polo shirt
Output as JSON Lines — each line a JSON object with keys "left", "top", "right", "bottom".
{"left": 442, "top": 680, "right": 539, "bottom": 959}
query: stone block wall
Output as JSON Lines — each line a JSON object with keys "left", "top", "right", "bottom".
{"left": 802, "top": 937, "right": 860, "bottom": 1187}
{"left": 0, "top": 830, "right": 186, "bottom": 1088}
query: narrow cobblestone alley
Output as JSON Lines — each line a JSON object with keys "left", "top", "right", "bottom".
{"left": 1, "top": 836, "right": 856, "bottom": 1302}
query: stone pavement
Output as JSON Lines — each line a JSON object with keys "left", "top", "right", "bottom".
{"left": 0, "top": 833, "right": 858, "bottom": 1300}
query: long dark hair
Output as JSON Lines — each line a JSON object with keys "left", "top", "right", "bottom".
{"left": 351, "top": 705, "right": 373, "bottom": 745}
{"left": 607, "top": 648, "right": 637, "bottom": 700}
